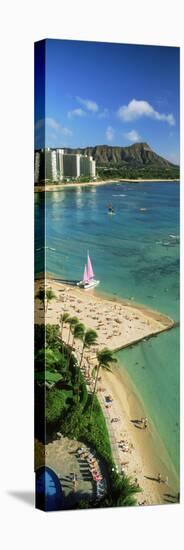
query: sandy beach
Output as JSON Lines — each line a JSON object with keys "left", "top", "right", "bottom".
{"left": 100, "top": 367, "right": 178, "bottom": 505}
{"left": 34, "top": 178, "right": 179, "bottom": 193}
{"left": 35, "top": 278, "right": 174, "bottom": 351}
{"left": 35, "top": 277, "right": 178, "bottom": 504}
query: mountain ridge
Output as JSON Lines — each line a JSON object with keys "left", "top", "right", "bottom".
{"left": 63, "top": 142, "right": 179, "bottom": 168}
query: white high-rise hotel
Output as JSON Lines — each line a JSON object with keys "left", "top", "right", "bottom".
{"left": 34, "top": 148, "right": 96, "bottom": 184}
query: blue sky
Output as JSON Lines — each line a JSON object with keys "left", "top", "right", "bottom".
{"left": 35, "top": 39, "right": 180, "bottom": 164}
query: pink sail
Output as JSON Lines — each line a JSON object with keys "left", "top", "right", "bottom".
{"left": 83, "top": 264, "right": 88, "bottom": 282}
{"left": 87, "top": 254, "right": 94, "bottom": 279}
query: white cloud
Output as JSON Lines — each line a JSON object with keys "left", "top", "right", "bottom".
{"left": 76, "top": 96, "right": 99, "bottom": 112}
{"left": 35, "top": 117, "right": 72, "bottom": 135}
{"left": 125, "top": 129, "right": 141, "bottom": 143}
{"left": 67, "top": 108, "right": 86, "bottom": 119}
{"left": 106, "top": 126, "right": 115, "bottom": 141}
{"left": 117, "top": 99, "right": 175, "bottom": 126}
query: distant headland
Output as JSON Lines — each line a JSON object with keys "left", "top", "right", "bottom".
{"left": 34, "top": 142, "right": 179, "bottom": 189}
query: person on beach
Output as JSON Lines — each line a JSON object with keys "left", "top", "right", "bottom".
{"left": 144, "top": 418, "right": 148, "bottom": 429}
{"left": 157, "top": 473, "right": 162, "bottom": 483}
{"left": 134, "top": 478, "right": 140, "bottom": 488}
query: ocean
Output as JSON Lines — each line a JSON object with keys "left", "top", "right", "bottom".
{"left": 35, "top": 181, "right": 179, "bottom": 483}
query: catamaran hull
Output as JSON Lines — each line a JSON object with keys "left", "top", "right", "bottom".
{"left": 77, "top": 279, "right": 100, "bottom": 290}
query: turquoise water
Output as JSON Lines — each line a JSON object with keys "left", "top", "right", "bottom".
{"left": 35, "top": 181, "right": 179, "bottom": 481}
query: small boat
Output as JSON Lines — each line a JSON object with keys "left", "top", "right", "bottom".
{"left": 77, "top": 253, "right": 100, "bottom": 290}
{"left": 108, "top": 203, "right": 115, "bottom": 214}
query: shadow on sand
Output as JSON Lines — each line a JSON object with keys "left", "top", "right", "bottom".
{"left": 131, "top": 419, "right": 144, "bottom": 430}
{"left": 144, "top": 475, "right": 160, "bottom": 483}
{"left": 163, "top": 492, "right": 179, "bottom": 504}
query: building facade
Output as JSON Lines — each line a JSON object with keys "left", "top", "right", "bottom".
{"left": 56, "top": 149, "right": 64, "bottom": 181}
{"left": 63, "top": 153, "right": 80, "bottom": 179}
{"left": 34, "top": 148, "right": 96, "bottom": 184}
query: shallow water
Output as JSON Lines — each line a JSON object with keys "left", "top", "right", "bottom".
{"left": 35, "top": 181, "right": 179, "bottom": 482}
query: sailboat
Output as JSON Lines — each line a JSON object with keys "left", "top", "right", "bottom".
{"left": 77, "top": 253, "right": 100, "bottom": 290}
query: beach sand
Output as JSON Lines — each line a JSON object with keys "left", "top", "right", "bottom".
{"left": 35, "top": 278, "right": 174, "bottom": 351}
{"left": 35, "top": 277, "right": 178, "bottom": 505}
{"left": 34, "top": 178, "right": 179, "bottom": 193}
{"left": 100, "top": 367, "right": 178, "bottom": 505}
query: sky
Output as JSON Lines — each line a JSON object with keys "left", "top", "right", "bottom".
{"left": 35, "top": 39, "right": 180, "bottom": 164}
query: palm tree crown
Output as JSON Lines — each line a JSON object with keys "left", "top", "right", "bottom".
{"left": 67, "top": 316, "right": 79, "bottom": 346}
{"left": 72, "top": 322, "right": 85, "bottom": 341}
{"left": 68, "top": 322, "right": 85, "bottom": 369}
{"left": 91, "top": 348, "right": 117, "bottom": 415}
{"left": 36, "top": 288, "right": 45, "bottom": 310}
{"left": 59, "top": 311, "right": 70, "bottom": 340}
{"left": 79, "top": 328, "right": 98, "bottom": 367}
{"left": 84, "top": 329, "right": 98, "bottom": 349}
{"left": 46, "top": 288, "right": 56, "bottom": 311}
{"left": 97, "top": 348, "right": 117, "bottom": 370}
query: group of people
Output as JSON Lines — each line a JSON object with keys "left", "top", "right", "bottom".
{"left": 111, "top": 417, "right": 120, "bottom": 423}
{"left": 119, "top": 439, "right": 130, "bottom": 453}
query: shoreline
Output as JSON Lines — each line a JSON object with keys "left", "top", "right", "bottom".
{"left": 34, "top": 178, "right": 179, "bottom": 193}
{"left": 35, "top": 277, "right": 178, "bottom": 504}
{"left": 101, "top": 365, "right": 178, "bottom": 504}
{"left": 35, "top": 277, "right": 174, "bottom": 352}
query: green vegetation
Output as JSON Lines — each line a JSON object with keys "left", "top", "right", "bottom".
{"left": 46, "top": 388, "right": 72, "bottom": 423}
{"left": 91, "top": 348, "right": 117, "bottom": 415}
{"left": 35, "top": 287, "right": 56, "bottom": 312}
{"left": 35, "top": 370, "right": 63, "bottom": 384}
{"left": 59, "top": 312, "right": 70, "bottom": 341}
{"left": 35, "top": 321, "right": 140, "bottom": 507}
{"left": 60, "top": 143, "right": 180, "bottom": 182}
{"left": 62, "top": 176, "right": 93, "bottom": 183}
{"left": 97, "top": 164, "right": 179, "bottom": 181}
{"left": 35, "top": 347, "right": 67, "bottom": 372}
{"left": 35, "top": 288, "right": 45, "bottom": 310}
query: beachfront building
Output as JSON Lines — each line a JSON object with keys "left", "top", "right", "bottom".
{"left": 90, "top": 157, "right": 96, "bottom": 178}
{"left": 63, "top": 153, "right": 80, "bottom": 179}
{"left": 56, "top": 149, "right": 64, "bottom": 181}
{"left": 44, "top": 149, "right": 57, "bottom": 182}
{"left": 34, "top": 148, "right": 96, "bottom": 184}
{"left": 34, "top": 148, "right": 59, "bottom": 184}
{"left": 80, "top": 155, "right": 96, "bottom": 179}
{"left": 34, "top": 151, "right": 40, "bottom": 184}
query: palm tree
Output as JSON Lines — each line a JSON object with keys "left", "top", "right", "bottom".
{"left": 45, "top": 288, "right": 56, "bottom": 312}
{"left": 35, "top": 288, "right": 45, "bottom": 311}
{"left": 99, "top": 474, "right": 141, "bottom": 507}
{"left": 90, "top": 348, "right": 117, "bottom": 415}
{"left": 79, "top": 329, "right": 98, "bottom": 369}
{"left": 68, "top": 322, "right": 85, "bottom": 368}
{"left": 67, "top": 316, "right": 79, "bottom": 347}
{"left": 59, "top": 311, "right": 70, "bottom": 340}
{"left": 77, "top": 328, "right": 97, "bottom": 402}
{"left": 113, "top": 474, "right": 141, "bottom": 506}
